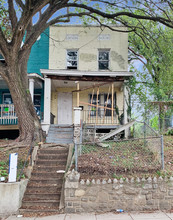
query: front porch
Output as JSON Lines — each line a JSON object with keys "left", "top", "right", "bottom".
{"left": 0, "top": 104, "right": 18, "bottom": 127}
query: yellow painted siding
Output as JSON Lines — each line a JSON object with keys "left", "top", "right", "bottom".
{"left": 49, "top": 26, "right": 128, "bottom": 72}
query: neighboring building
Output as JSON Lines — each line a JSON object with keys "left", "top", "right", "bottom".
{"left": 0, "top": 25, "right": 133, "bottom": 139}
{"left": 0, "top": 28, "right": 49, "bottom": 136}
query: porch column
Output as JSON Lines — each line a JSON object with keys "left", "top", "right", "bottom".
{"left": 76, "top": 81, "right": 79, "bottom": 107}
{"left": 123, "top": 82, "right": 129, "bottom": 138}
{"left": 29, "top": 78, "right": 34, "bottom": 101}
{"left": 44, "top": 78, "right": 51, "bottom": 124}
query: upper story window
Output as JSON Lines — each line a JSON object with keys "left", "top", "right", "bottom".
{"left": 98, "top": 50, "right": 110, "bottom": 70}
{"left": 67, "top": 50, "right": 78, "bottom": 69}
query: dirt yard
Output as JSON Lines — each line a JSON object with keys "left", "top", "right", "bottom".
{"left": 0, "top": 140, "right": 30, "bottom": 181}
{"left": 0, "top": 136, "right": 172, "bottom": 181}
{"left": 78, "top": 136, "right": 173, "bottom": 179}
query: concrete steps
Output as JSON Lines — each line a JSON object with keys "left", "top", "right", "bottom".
{"left": 46, "top": 124, "right": 74, "bottom": 144}
{"left": 20, "top": 146, "right": 68, "bottom": 216}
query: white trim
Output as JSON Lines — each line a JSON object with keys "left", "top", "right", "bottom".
{"left": 41, "top": 69, "right": 133, "bottom": 77}
{"left": 28, "top": 73, "right": 44, "bottom": 81}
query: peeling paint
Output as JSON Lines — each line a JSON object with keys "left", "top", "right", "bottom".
{"left": 111, "top": 51, "right": 125, "bottom": 69}
{"left": 80, "top": 53, "right": 97, "bottom": 62}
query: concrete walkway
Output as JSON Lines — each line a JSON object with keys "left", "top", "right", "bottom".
{"left": 3, "top": 211, "right": 173, "bottom": 220}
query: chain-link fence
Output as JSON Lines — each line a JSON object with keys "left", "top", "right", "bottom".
{"left": 74, "top": 121, "right": 164, "bottom": 176}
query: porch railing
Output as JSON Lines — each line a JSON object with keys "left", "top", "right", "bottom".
{"left": 81, "top": 109, "right": 123, "bottom": 125}
{"left": 0, "top": 104, "right": 18, "bottom": 125}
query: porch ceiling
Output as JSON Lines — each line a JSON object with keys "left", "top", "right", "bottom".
{"left": 51, "top": 80, "right": 123, "bottom": 91}
{"left": 0, "top": 75, "right": 43, "bottom": 90}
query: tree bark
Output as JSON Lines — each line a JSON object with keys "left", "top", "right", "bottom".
{"left": 4, "top": 56, "right": 44, "bottom": 144}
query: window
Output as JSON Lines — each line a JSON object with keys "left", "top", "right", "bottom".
{"left": 34, "top": 94, "right": 41, "bottom": 116}
{"left": 104, "top": 93, "right": 116, "bottom": 116}
{"left": 67, "top": 50, "right": 78, "bottom": 69}
{"left": 89, "top": 94, "right": 100, "bottom": 116}
{"left": 3, "top": 93, "right": 13, "bottom": 104}
{"left": 98, "top": 50, "right": 109, "bottom": 70}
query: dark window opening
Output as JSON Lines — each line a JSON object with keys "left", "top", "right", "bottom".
{"left": 89, "top": 94, "right": 100, "bottom": 116}
{"left": 34, "top": 94, "right": 41, "bottom": 116}
{"left": 104, "top": 93, "right": 116, "bottom": 116}
{"left": 98, "top": 50, "right": 109, "bottom": 70}
{"left": 67, "top": 50, "right": 78, "bottom": 69}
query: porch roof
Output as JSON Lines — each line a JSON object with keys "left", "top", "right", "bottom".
{"left": 40, "top": 69, "right": 133, "bottom": 82}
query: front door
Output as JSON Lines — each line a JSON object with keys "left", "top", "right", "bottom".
{"left": 57, "top": 92, "right": 72, "bottom": 124}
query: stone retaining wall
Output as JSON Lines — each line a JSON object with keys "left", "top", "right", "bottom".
{"left": 64, "top": 170, "right": 173, "bottom": 213}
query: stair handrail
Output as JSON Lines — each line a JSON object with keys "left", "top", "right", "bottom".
{"left": 18, "top": 141, "right": 34, "bottom": 181}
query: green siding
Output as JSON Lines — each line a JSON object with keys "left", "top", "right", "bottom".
{"left": 27, "top": 28, "right": 49, "bottom": 76}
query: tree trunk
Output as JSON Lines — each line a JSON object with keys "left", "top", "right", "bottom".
{"left": 4, "top": 57, "right": 44, "bottom": 144}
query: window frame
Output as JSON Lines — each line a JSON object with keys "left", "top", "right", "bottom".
{"left": 89, "top": 94, "right": 101, "bottom": 116}
{"left": 98, "top": 49, "right": 110, "bottom": 70}
{"left": 104, "top": 93, "right": 116, "bottom": 117}
{"left": 3, "top": 93, "right": 13, "bottom": 104}
{"left": 33, "top": 94, "right": 41, "bottom": 116}
{"left": 66, "top": 49, "right": 78, "bottom": 69}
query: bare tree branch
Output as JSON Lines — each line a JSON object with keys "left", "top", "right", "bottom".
{"left": 8, "top": 0, "right": 18, "bottom": 30}
{"left": 15, "top": 0, "right": 25, "bottom": 9}
{"left": 67, "top": 2, "right": 173, "bottom": 28}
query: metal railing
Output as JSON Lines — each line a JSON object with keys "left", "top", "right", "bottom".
{"left": 81, "top": 109, "right": 123, "bottom": 125}
{"left": 0, "top": 104, "right": 18, "bottom": 125}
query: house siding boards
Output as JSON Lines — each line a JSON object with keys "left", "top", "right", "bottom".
{"left": 49, "top": 26, "right": 128, "bottom": 72}
{"left": 27, "top": 28, "right": 49, "bottom": 76}
{"left": 0, "top": 29, "right": 48, "bottom": 126}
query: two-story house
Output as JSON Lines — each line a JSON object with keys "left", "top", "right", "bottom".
{"left": 41, "top": 25, "right": 133, "bottom": 139}
{"left": 0, "top": 25, "right": 133, "bottom": 140}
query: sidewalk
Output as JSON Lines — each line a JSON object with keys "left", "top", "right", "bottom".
{"left": 3, "top": 211, "right": 173, "bottom": 220}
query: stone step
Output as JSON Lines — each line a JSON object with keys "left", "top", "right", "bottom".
{"left": 36, "top": 159, "right": 67, "bottom": 166}
{"left": 47, "top": 134, "right": 73, "bottom": 139}
{"left": 25, "top": 185, "right": 62, "bottom": 194}
{"left": 21, "top": 200, "right": 59, "bottom": 208}
{"left": 29, "top": 179, "right": 63, "bottom": 185}
{"left": 49, "top": 124, "right": 73, "bottom": 128}
{"left": 39, "top": 148, "right": 68, "bottom": 154}
{"left": 20, "top": 208, "right": 60, "bottom": 215}
{"left": 46, "top": 138, "right": 73, "bottom": 144}
{"left": 37, "top": 153, "right": 68, "bottom": 160}
{"left": 31, "top": 172, "right": 64, "bottom": 178}
{"left": 48, "top": 129, "right": 73, "bottom": 134}
{"left": 23, "top": 193, "right": 61, "bottom": 201}
{"left": 33, "top": 165, "right": 66, "bottom": 172}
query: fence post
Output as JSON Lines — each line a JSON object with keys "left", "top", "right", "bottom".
{"left": 79, "top": 120, "right": 83, "bottom": 156}
{"left": 75, "top": 143, "right": 78, "bottom": 172}
{"left": 144, "top": 121, "right": 147, "bottom": 147}
{"left": 161, "top": 135, "right": 164, "bottom": 170}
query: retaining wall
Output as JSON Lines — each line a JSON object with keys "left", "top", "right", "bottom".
{"left": 64, "top": 170, "right": 173, "bottom": 213}
{"left": 0, "top": 179, "right": 28, "bottom": 215}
